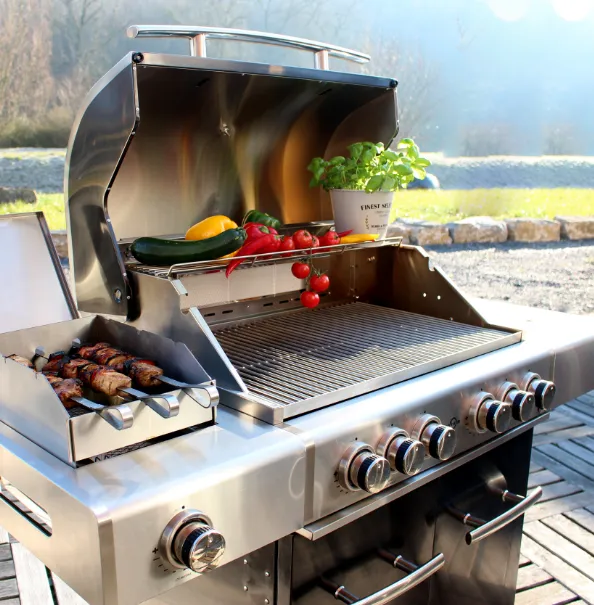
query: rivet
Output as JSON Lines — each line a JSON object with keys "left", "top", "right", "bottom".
{"left": 265, "top": 571, "right": 270, "bottom": 577}
{"left": 265, "top": 600, "right": 270, "bottom": 604}
{"left": 243, "top": 559, "right": 248, "bottom": 565}
{"left": 243, "top": 585, "right": 248, "bottom": 592}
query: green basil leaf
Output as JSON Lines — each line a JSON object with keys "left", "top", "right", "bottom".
{"left": 393, "top": 164, "right": 414, "bottom": 176}
{"left": 414, "top": 158, "right": 431, "bottom": 168}
{"left": 383, "top": 149, "right": 399, "bottom": 161}
{"left": 412, "top": 166, "right": 426, "bottom": 179}
{"left": 397, "top": 138, "right": 414, "bottom": 148}
{"left": 366, "top": 174, "right": 383, "bottom": 192}
{"left": 329, "top": 156, "right": 345, "bottom": 166}
{"left": 381, "top": 176, "right": 396, "bottom": 191}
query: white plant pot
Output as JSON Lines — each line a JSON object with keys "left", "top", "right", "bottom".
{"left": 329, "top": 189, "right": 395, "bottom": 239}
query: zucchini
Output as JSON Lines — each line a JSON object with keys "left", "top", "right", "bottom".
{"left": 130, "top": 228, "right": 246, "bottom": 266}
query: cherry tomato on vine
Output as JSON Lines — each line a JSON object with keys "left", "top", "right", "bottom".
{"left": 300, "top": 291, "right": 320, "bottom": 309}
{"left": 311, "top": 235, "right": 320, "bottom": 250}
{"left": 319, "top": 230, "right": 341, "bottom": 246}
{"left": 293, "top": 230, "right": 313, "bottom": 249}
{"left": 291, "top": 262, "right": 311, "bottom": 279}
{"left": 310, "top": 273, "right": 330, "bottom": 293}
{"left": 280, "top": 235, "right": 296, "bottom": 257}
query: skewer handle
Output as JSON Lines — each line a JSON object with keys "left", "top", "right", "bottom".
{"left": 158, "top": 377, "right": 219, "bottom": 409}
{"left": 72, "top": 397, "right": 134, "bottom": 430}
{"left": 118, "top": 387, "right": 180, "bottom": 419}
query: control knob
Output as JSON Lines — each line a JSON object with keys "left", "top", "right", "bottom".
{"left": 522, "top": 373, "right": 556, "bottom": 411}
{"left": 467, "top": 392, "right": 512, "bottom": 434}
{"left": 159, "top": 510, "right": 226, "bottom": 573}
{"left": 337, "top": 443, "right": 390, "bottom": 493}
{"left": 413, "top": 415, "right": 457, "bottom": 461}
{"left": 496, "top": 382, "right": 536, "bottom": 422}
{"left": 377, "top": 429, "right": 425, "bottom": 476}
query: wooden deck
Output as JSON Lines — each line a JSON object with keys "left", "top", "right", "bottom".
{"left": 1, "top": 394, "right": 594, "bottom": 605}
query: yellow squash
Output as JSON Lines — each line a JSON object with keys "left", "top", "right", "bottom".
{"left": 340, "top": 234, "right": 379, "bottom": 244}
{"left": 185, "top": 215, "right": 238, "bottom": 241}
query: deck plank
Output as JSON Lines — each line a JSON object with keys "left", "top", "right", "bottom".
{"left": 532, "top": 448, "right": 594, "bottom": 494}
{"left": 521, "top": 534, "right": 594, "bottom": 602}
{"left": 542, "top": 515, "right": 594, "bottom": 557}
{"left": 523, "top": 520, "right": 594, "bottom": 581}
{"left": 556, "top": 440, "right": 594, "bottom": 466}
{"left": 565, "top": 508, "right": 594, "bottom": 534}
{"left": 0, "top": 578, "right": 19, "bottom": 601}
{"left": 11, "top": 544, "right": 53, "bottom": 605}
{"left": 539, "top": 481, "right": 582, "bottom": 504}
{"left": 515, "top": 581, "right": 577, "bottom": 605}
{"left": 516, "top": 563, "right": 553, "bottom": 590}
{"left": 566, "top": 400, "right": 594, "bottom": 419}
{"left": 534, "top": 425, "right": 594, "bottom": 446}
{"left": 0, "top": 559, "right": 16, "bottom": 581}
{"left": 536, "top": 444, "right": 594, "bottom": 481}
{"left": 534, "top": 415, "right": 582, "bottom": 435}
{"left": 528, "top": 469, "right": 562, "bottom": 489}
{"left": 525, "top": 492, "right": 592, "bottom": 523}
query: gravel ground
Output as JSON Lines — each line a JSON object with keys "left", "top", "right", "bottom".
{"left": 427, "top": 240, "right": 594, "bottom": 316}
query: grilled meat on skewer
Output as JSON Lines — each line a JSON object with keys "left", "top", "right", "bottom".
{"left": 61, "top": 358, "right": 94, "bottom": 379}
{"left": 123, "top": 358, "right": 164, "bottom": 388}
{"left": 42, "top": 354, "right": 70, "bottom": 374}
{"left": 78, "top": 363, "right": 132, "bottom": 396}
{"left": 7, "top": 354, "right": 34, "bottom": 368}
{"left": 77, "top": 342, "right": 111, "bottom": 360}
{"left": 82, "top": 344, "right": 164, "bottom": 388}
{"left": 44, "top": 375, "right": 83, "bottom": 408}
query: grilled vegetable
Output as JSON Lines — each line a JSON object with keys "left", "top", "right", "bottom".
{"left": 130, "top": 228, "right": 247, "bottom": 266}
{"left": 340, "top": 234, "right": 379, "bottom": 244}
{"left": 242, "top": 210, "right": 282, "bottom": 230}
{"left": 185, "top": 215, "right": 238, "bottom": 241}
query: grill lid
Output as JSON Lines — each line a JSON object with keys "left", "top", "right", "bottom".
{"left": 0, "top": 213, "right": 77, "bottom": 334}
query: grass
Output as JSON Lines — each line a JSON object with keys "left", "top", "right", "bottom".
{"left": 390, "top": 188, "right": 594, "bottom": 223}
{"left": 1, "top": 189, "right": 593, "bottom": 233}
{"left": 0, "top": 193, "right": 66, "bottom": 230}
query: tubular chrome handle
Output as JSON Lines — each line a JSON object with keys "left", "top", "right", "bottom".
{"left": 127, "top": 25, "right": 370, "bottom": 68}
{"left": 158, "top": 377, "right": 219, "bottom": 409}
{"left": 455, "top": 487, "right": 542, "bottom": 545}
{"left": 119, "top": 387, "right": 180, "bottom": 418}
{"left": 72, "top": 398, "right": 134, "bottom": 430}
{"left": 320, "top": 553, "right": 445, "bottom": 605}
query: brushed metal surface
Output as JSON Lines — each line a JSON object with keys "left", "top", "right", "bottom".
{"left": 0, "top": 407, "right": 305, "bottom": 605}
{"left": 0, "top": 213, "right": 77, "bottom": 333}
{"left": 0, "top": 315, "right": 216, "bottom": 465}
{"left": 66, "top": 54, "right": 137, "bottom": 317}
{"left": 214, "top": 302, "right": 521, "bottom": 420}
{"left": 287, "top": 339, "right": 553, "bottom": 522}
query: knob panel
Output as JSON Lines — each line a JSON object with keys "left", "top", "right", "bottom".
{"left": 467, "top": 392, "right": 512, "bottom": 434}
{"left": 159, "top": 510, "right": 226, "bottom": 573}
{"left": 337, "top": 443, "right": 390, "bottom": 493}
{"left": 413, "top": 416, "right": 457, "bottom": 461}
{"left": 377, "top": 429, "right": 425, "bottom": 476}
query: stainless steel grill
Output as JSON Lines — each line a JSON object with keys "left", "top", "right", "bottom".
{"left": 215, "top": 302, "right": 520, "bottom": 413}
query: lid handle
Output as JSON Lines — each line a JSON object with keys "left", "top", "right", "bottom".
{"left": 126, "top": 25, "right": 370, "bottom": 69}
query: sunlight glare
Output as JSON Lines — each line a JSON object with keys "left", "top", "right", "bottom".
{"left": 551, "top": 0, "right": 593, "bottom": 21}
{"left": 487, "top": 0, "right": 532, "bottom": 21}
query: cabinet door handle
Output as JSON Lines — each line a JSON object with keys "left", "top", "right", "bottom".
{"left": 452, "top": 487, "right": 542, "bottom": 545}
{"left": 320, "top": 552, "right": 445, "bottom": 604}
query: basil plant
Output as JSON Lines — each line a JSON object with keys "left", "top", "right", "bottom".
{"left": 307, "top": 139, "right": 431, "bottom": 193}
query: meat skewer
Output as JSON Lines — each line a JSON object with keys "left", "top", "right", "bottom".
{"left": 44, "top": 375, "right": 84, "bottom": 408}
{"left": 74, "top": 343, "right": 164, "bottom": 389}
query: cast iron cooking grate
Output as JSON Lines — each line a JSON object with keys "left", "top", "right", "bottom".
{"left": 214, "top": 302, "right": 519, "bottom": 412}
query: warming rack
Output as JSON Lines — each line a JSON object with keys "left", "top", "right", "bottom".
{"left": 126, "top": 236, "right": 403, "bottom": 279}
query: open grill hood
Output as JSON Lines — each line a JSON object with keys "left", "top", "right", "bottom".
{"left": 66, "top": 51, "right": 398, "bottom": 317}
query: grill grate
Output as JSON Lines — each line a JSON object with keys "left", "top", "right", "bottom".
{"left": 214, "top": 302, "right": 520, "bottom": 416}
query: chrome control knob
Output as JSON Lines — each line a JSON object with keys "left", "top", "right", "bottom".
{"left": 467, "top": 392, "right": 512, "bottom": 434}
{"left": 523, "top": 373, "right": 556, "bottom": 411}
{"left": 377, "top": 429, "right": 425, "bottom": 476}
{"left": 415, "top": 417, "right": 457, "bottom": 461}
{"left": 496, "top": 382, "right": 536, "bottom": 422}
{"left": 159, "top": 510, "right": 225, "bottom": 573}
{"left": 338, "top": 443, "right": 390, "bottom": 493}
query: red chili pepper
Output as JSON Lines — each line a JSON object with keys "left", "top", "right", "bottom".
{"left": 336, "top": 229, "right": 353, "bottom": 238}
{"left": 225, "top": 234, "right": 276, "bottom": 278}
